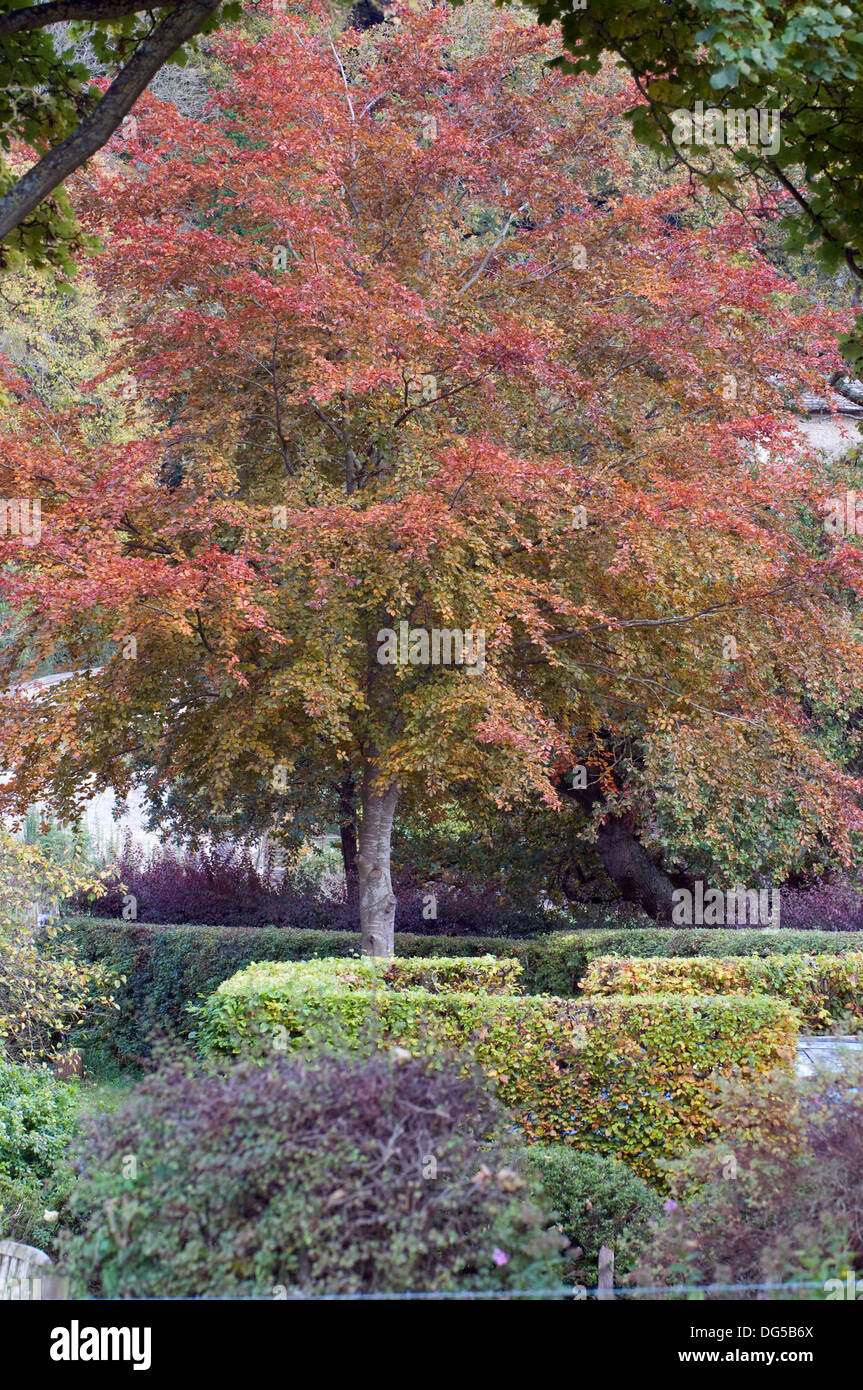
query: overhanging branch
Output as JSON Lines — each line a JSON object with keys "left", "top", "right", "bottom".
{"left": 0, "top": 0, "right": 220, "bottom": 244}
{"left": 0, "top": 0, "right": 173, "bottom": 39}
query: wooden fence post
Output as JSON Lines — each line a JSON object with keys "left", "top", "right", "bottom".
{"left": 597, "top": 1242, "right": 614, "bottom": 1300}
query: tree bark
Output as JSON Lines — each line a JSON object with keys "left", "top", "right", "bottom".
{"left": 594, "top": 813, "right": 681, "bottom": 922}
{"left": 357, "top": 765, "right": 398, "bottom": 957}
{"left": 553, "top": 762, "right": 686, "bottom": 922}
{"left": 0, "top": 0, "right": 174, "bottom": 38}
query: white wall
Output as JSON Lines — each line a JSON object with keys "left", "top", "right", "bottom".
{"left": 797, "top": 414, "right": 862, "bottom": 459}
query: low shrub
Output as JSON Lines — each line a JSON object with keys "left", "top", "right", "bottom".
{"left": 0, "top": 1171, "right": 72, "bottom": 1254}
{"left": 0, "top": 1056, "right": 78, "bottom": 1185}
{"left": 524, "top": 1144, "right": 663, "bottom": 1284}
{"left": 780, "top": 877, "right": 863, "bottom": 933}
{"left": 59, "top": 1051, "right": 565, "bottom": 1298}
{"left": 526, "top": 927, "right": 863, "bottom": 997}
{"left": 68, "top": 916, "right": 863, "bottom": 1069}
{"left": 78, "top": 839, "right": 332, "bottom": 929}
{"left": 633, "top": 1062, "right": 863, "bottom": 1298}
{"left": 390, "top": 875, "right": 566, "bottom": 937}
{"left": 197, "top": 958, "right": 798, "bottom": 1181}
{"left": 583, "top": 953, "right": 863, "bottom": 1032}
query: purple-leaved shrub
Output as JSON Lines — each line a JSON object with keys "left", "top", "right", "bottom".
{"left": 60, "top": 1049, "right": 565, "bottom": 1297}
{"left": 79, "top": 838, "right": 561, "bottom": 935}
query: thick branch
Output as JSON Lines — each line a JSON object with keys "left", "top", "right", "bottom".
{"left": 0, "top": 0, "right": 171, "bottom": 38}
{"left": 0, "top": 0, "right": 220, "bottom": 244}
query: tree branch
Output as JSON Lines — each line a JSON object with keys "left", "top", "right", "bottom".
{"left": 0, "top": 0, "right": 220, "bottom": 244}
{"left": 0, "top": 0, "right": 172, "bottom": 39}
{"left": 456, "top": 204, "right": 527, "bottom": 296}
{"left": 829, "top": 370, "right": 863, "bottom": 407}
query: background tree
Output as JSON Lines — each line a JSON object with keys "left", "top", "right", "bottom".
{"left": 510, "top": 0, "right": 863, "bottom": 370}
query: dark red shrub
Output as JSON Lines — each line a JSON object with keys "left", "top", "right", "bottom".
{"left": 779, "top": 876, "right": 863, "bottom": 932}
{"left": 80, "top": 838, "right": 345, "bottom": 929}
{"left": 79, "top": 837, "right": 561, "bottom": 935}
{"left": 60, "top": 1049, "right": 565, "bottom": 1297}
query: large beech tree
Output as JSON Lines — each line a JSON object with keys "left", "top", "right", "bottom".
{"left": 3, "top": 1, "right": 863, "bottom": 948}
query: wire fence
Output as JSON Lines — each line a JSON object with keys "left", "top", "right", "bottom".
{"left": 271, "top": 1278, "right": 831, "bottom": 1300}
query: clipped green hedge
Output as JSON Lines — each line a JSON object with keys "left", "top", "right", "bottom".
{"left": 196, "top": 957, "right": 798, "bottom": 1182}
{"left": 66, "top": 917, "right": 539, "bottom": 1069}
{"left": 583, "top": 952, "right": 863, "bottom": 1033}
{"left": 362, "top": 954, "right": 522, "bottom": 994}
{"left": 66, "top": 914, "right": 863, "bottom": 1069}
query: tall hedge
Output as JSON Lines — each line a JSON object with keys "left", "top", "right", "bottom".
{"left": 196, "top": 957, "right": 798, "bottom": 1182}
{"left": 67, "top": 917, "right": 538, "bottom": 1069}
{"left": 66, "top": 914, "right": 863, "bottom": 1068}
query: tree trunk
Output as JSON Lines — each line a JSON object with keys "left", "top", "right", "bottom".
{"left": 337, "top": 773, "right": 360, "bottom": 924}
{"left": 552, "top": 762, "right": 686, "bottom": 922}
{"left": 255, "top": 830, "right": 271, "bottom": 875}
{"left": 357, "top": 766, "right": 399, "bottom": 956}
{"left": 594, "top": 813, "right": 680, "bottom": 922}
